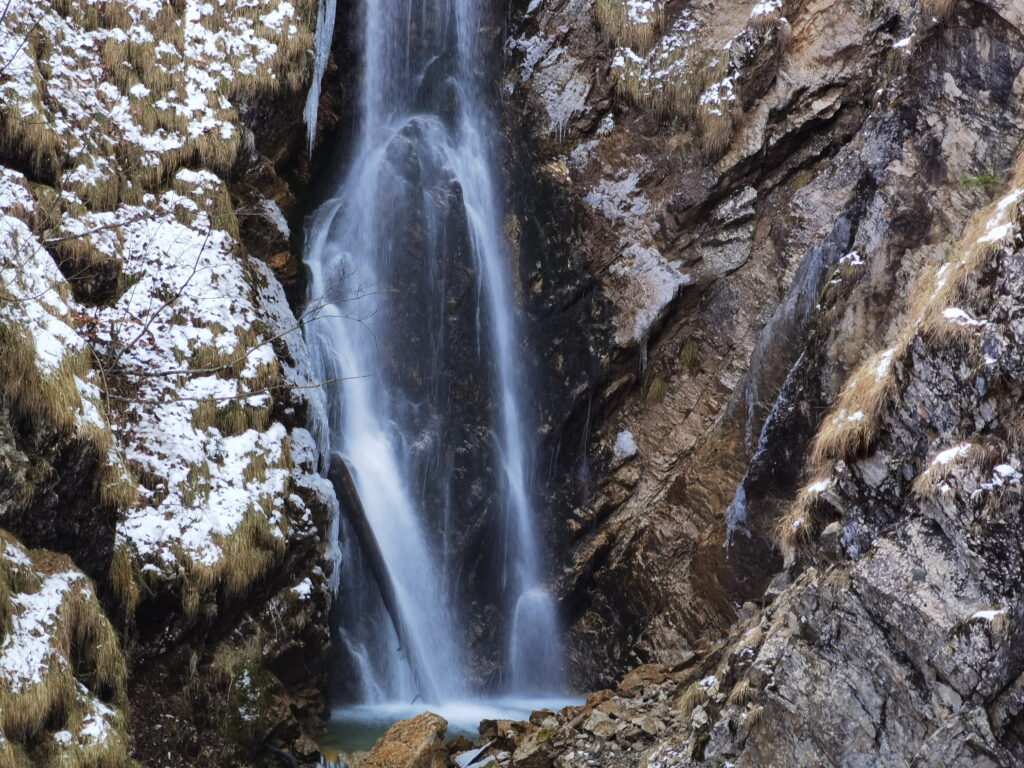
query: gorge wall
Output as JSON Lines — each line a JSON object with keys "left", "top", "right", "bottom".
{"left": 0, "top": 0, "right": 1022, "bottom": 763}
{"left": 506, "top": 0, "right": 1024, "bottom": 679}
{"left": 486, "top": 0, "right": 1024, "bottom": 765}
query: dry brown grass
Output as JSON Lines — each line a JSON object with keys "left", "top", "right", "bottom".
{"left": 0, "top": 316, "right": 93, "bottom": 436}
{"left": 177, "top": 497, "right": 288, "bottom": 619}
{"left": 171, "top": 173, "right": 238, "bottom": 238}
{"left": 809, "top": 347, "right": 901, "bottom": 470}
{"left": 678, "top": 338, "right": 700, "bottom": 374}
{"left": 743, "top": 704, "right": 766, "bottom": 732}
{"left": 595, "top": 0, "right": 665, "bottom": 51}
{"left": 798, "top": 149, "right": 1023, "bottom": 542}
{"left": 191, "top": 399, "right": 270, "bottom": 436}
{"left": 747, "top": 5, "right": 783, "bottom": 31}
{"left": 615, "top": 43, "right": 731, "bottom": 130}
{"left": 922, "top": 0, "right": 957, "bottom": 18}
{"left": 916, "top": 151, "right": 1024, "bottom": 344}
{"left": 0, "top": 741, "right": 31, "bottom": 768}
{"left": 912, "top": 440, "right": 999, "bottom": 498}
{"left": 676, "top": 680, "right": 711, "bottom": 719}
{"left": 108, "top": 545, "right": 139, "bottom": 618}
{"left": 95, "top": 457, "right": 140, "bottom": 510}
{"left": 0, "top": 549, "right": 127, "bottom": 749}
{"left": 696, "top": 103, "right": 735, "bottom": 160}
{"left": 775, "top": 476, "right": 836, "bottom": 566}
{"left": 646, "top": 375, "right": 668, "bottom": 406}
{"left": 726, "top": 676, "right": 760, "bottom": 708}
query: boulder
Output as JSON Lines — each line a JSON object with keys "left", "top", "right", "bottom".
{"left": 363, "top": 713, "right": 449, "bottom": 768}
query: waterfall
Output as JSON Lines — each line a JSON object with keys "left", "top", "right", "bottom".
{"left": 304, "top": 0, "right": 563, "bottom": 706}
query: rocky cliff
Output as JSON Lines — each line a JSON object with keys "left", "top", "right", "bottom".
{"left": 491, "top": 0, "right": 1024, "bottom": 763}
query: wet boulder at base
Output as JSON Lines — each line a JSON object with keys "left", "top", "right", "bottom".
{"left": 362, "top": 713, "right": 449, "bottom": 768}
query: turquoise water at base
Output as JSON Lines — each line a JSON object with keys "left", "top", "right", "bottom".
{"left": 319, "top": 697, "right": 583, "bottom": 756}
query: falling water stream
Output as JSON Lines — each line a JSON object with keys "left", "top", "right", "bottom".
{"left": 303, "top": 0, "right": 573, "bottom": 752}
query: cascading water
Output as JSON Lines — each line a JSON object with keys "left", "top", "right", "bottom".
{"left": 303, "top": 0, "right": 568, "bottom": 738}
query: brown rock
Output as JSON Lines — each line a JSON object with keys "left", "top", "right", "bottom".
{"left": 511, "top": 727, "right": 557, "bottom": 768}
{"left": 362, "top": 713, "right": 448, "bottom": 768}
{"left": 479, "top": 718, "right": 532, "bottom": 751}
{"left": 617, "top": 664, "right": 672, "bottom": 695}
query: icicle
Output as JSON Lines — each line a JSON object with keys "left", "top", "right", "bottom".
{"left": 303, "top": 0, "right": 337, "bottom": 154}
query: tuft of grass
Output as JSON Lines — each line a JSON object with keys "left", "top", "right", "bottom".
{"left": 177, "top": 496, "right": 289, "bottom": 619}
{"left": 0, "top": 91, "right": 62, "bottom": 183}
{"left": 207, "top": 631, "right": 279, "bottom": 748}
{"left": 676, "top": 680, "right": 710, "bottom": 719}
{"left": 171, "top": 173, "right": 238, "bottom": 238}
{"left": 191, "top": 399, "right": 272, "bottom": 436}
{"left": 966, "top": 608, "right": 1011, "bottom": 635}
{"left": 0, "top": 548, "right": 127, "bottom": 750}
{"left": 912, "top": 441, "right": 997, "bottom": 498}
{"left": 809, "top": 348, "right": 900, "bottom": 470}
{"left": 916, "top": 152, "right": 1024, "bottom": 345}
{"left": 218, "top": 504, "right": 285, "bottom": 597}
{"left": 922, "top": 0, "right": 957, "bottom": 17}
{"left": 646, "top": 375, "right": 669, "bottom": 406}
{"left": 108, "top": 545, "right": 140, "bottom": 619}
{"left": 961, "top": 170, "right": 1000, "bottom": 191}
{"left": 747, "top": 4, "right": 783, "bottom": 30}
{"left": 0, "top": 317, "right": 92, "bottom": 436}
{"left": 775, "top": 476, "right": 834, "bottom": 567}
{"left": 678, "top": 338, "right": 700, "bottom": 375}
{"left": 95, "top": 457, "right": 141, "bottom": 510}
{"left": 743, "top": 704, "right": 765, "bottom": 732}
{"left": 594, "top": 0, "right": 665, "bottom": 51}
{"left": 726, "top": 677, "right": 759, "bottom": 708}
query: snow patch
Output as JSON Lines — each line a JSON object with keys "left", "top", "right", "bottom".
{"left": 613, "top": 430, "right": 638, "bottom": 461}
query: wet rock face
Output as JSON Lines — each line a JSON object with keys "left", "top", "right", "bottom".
{"left": 505, "top": 0, "right": 1024, "bottom": 689}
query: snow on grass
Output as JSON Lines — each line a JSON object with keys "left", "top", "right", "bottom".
{"left": 595, "top": 0, "right": 667, "bottom": 52}
{"left": 0, "top": 536, "right": 127, "bottom": 758}
{"left": 972, "top": 608, "right": 1007, "bottom": 621}
{"left": 0, "top": 0, "right": 313, "bottom": 197}
{"left": 0, "top": 194, "right": 118, "bottom": 450}
{"left": 0, "top": 0, "right": 326, "bottom": 756}
{"left": 0, "top": 570, "right": 86, "bottom": 693}
{"left": 931, "top": 444, "right": 971, "bottom": 466}
{"left": 698, "top": 71, "right": 737, "bottom": 116}
{"left": 0, "top": 0, "right": 326, "bottom": 599}
{"left": 750, "top": 0, "right": 783, "bottom": 19}
{"left": 806, "top": 479, "right": 832, "bottom": 494}
{"left": 893, "top": 33, "right": 914, "bottom": 51}
{"left": 874, "top": 349, "right": 896, "bottom": 379}
{"left": 608, "top": 11, "right": 700, "bottom": 110}
{"left": 61, "top": 195, "right": 321, "bottom": 582}
{"left": 941, "top": 307, "right": 985, "bottom": 327}
{"left": 976, "top": 190, "right": 1022, "bottom": 245}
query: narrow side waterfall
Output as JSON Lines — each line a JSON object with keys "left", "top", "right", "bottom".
{"left": 304, "top": 0, "right": 564, "bottom": 713}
